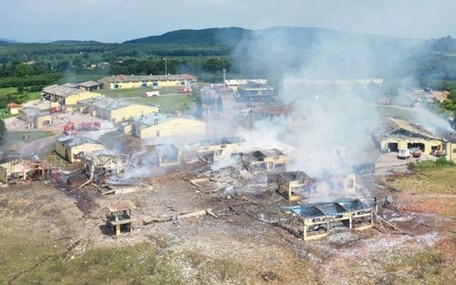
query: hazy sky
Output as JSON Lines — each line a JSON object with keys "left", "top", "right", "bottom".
{"left": 2, "top": 0, "right": 455, "bottom": 42}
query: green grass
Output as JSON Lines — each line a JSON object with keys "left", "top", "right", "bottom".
{"left": 129, "top": 95, "right": 194, "bottom": 113}
{"left": 13, "top": 243, "right": 182, "bottom": 285}
{"left": 0, "top": 87, "right": 17, "bottom": 96}
{"left": 409, "top": 157, "right": 455, "bottom": 171}
{"left": 95, "top": 86, "right": 181, "bottom": 98}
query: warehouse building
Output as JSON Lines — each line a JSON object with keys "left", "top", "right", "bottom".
{"left": 78, "top": 97, "right": 159, "bottom": 123}
{"left": 132, "top": 113, "right": 206, "bottom": 140}
{"left": 98, "top": 74, "right": 196, "bottom": 90}
{"left": 18, "top": 107, "right": 52, "bottom": 129}
{"left": 41, "top": 84, "right": 102, "bottom": 105}
{"left": 55, "top": 135, "right": 106, "bottom": 163}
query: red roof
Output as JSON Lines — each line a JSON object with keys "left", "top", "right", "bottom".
{"left": 7, "top": 103, "right": 22, "bottom": 109}
{"left": 180, "top": 73, "right": 197, "bottom": 80}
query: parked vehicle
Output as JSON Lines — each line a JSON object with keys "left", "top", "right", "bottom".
{"left": 397, "top": 149, "right": 411, "bottom": 159}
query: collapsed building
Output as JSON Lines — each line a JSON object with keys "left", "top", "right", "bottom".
{"left": 147, "top": 144, "right": 181, "bottom": 167}
{"left": 55, "top": 135, "right": 106, "bottom": 163}
{"left": 273, "top": 171, "right": 314, "bottom": 202}
{"left": 242, "top": 149, "right": 288, "bottom": 172}
{"left": 279, "top": 198, "right": 376, "bottom": 240}
{"left": 0, "top": 159, "right": 47, "bottom": 184}
{"left": 41, "top": 84, "right": 102, "bottom": 106}
{"left": 78, "top": 97, "right": 159, "bottom": 123}
{"left": 236, "top": 81, "right": 275, "bottom": 102}
{"left": 80, "top": 150, "right": 124, "bottom": 181}
{"left": 18, "top": 107, "right": 52, "bottom": 129}
{"left": 106, "top": 201, "right": 136, "bottom": 235}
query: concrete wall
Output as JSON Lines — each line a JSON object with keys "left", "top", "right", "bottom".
{"left": 102, "top": 78, "right": 191, "bottom": 90}
{"left": 65, "top": 91, "right": 102, "bottom": 105}
{"left": 380, "top": 138, "right": 443, "bottom": 155}
{"left": 0, "top": 167, "right": 7, "bottom": 183}
{"left": 137, "top": 118, "right": 206, "bottom": 139}
{"left": 110, "top": 105, "right": 159, "bottom": 123}
{"left": 55, "top": 142, "right": 105, "bottom": 163}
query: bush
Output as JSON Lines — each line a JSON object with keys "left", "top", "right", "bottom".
{"left": 409, "top": 157, "right": 455, "bottom": 171}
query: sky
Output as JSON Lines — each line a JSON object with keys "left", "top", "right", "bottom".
{"left": 1, "top": 0, "right": 455, "bottom": 43}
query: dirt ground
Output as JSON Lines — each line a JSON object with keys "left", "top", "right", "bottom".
{"left": 1, "top": 160, "right": 455, "bottom": 284}
{"left": 1, "top": 95, "right": 455, "bottom": 284}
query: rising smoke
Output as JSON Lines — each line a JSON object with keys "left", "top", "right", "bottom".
{"left": 231, "top": 27, "right": 452, "bottom": 178}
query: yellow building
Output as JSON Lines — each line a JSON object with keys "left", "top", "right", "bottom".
{"left": 0, "top": 159, "right": 36, "bottom": 184}
{"left": 133, "top": 113, "right": 206, "bottom": 139}
{"left": 192, "top": 137, "right": 245, "bottom": 156}
{"left": 55, "top": 135, "right": 106, "bottom": 163}
{"left": 42, "top": 84, "right": 102, "bottom": 105}
{"left": 99, "top": 74, "right": 196, "bottom": 90}
{"left": 79, "top": 97, "right": 159, "bottom": 123}
{"left": 6, "top": 103, "right": 22, "bottom": 115}
{"left": 378, "top": 118, "right": 445, "bottom": 155}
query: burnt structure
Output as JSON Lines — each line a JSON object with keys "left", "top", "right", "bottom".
{"left": 242, "top": 149, "right": 288, "bottom": 172}
{"left": 274, "top": 171, "right": 313, "bottom": 201}
{"left": 279, "top": 198, "right": 376, "bottom": 240}
{"left": 106, "top": 202, "right": 136, "bottom": 235}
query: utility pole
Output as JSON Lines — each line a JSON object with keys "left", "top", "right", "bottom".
{"left": 164, "top": 58, "right": 167, "bottom": 76}
{"left": 247, "top": 104, "right": 255, "bottom": 131}
{"left": 222, "top": 68, "right": 226, "bottom": 84}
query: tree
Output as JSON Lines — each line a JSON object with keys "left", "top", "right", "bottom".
{"left": 0, "top": 119, "right": 6, "bottom": 146}
{"left": 216, "top": 95, "right": 224, "bottom": 112}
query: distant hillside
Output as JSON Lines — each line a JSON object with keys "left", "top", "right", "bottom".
{"left": 50, "top": 40, "right": 102, "bottom": 45}
{"left": 123, "top": 27, "right": 252, "bottom": 46}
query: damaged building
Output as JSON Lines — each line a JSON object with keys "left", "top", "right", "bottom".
{"left": 378, "top": 117, "right": 443, "bottom": 155}
{"left": 242, "top": 149, "right": 288, "bottom": 172}
{"left": 80, "top": 150, "right": 124, "bottom": 181}
{"left": 273, "top": 171, "right": 314, "bottom": 202}
{"left": 78, "top": 97, "right": 159, "bottom": 123}
{"left": 147, "top": 144, "right": 181, "bottom": 167}
{"left": 106, "top": 201, "right": 136, "bottom": 235}
{"left": 18, "top": 107, "right": 52, "bottom": 129}
{"left": 41, "top": 84, "right": 102, "bottom": 106}
{"left": 279, "top": 198, "right": 376, "bottom": 241}
{"left": 0, "top": 159, "right": 47, "bottom": 184}
{"left": 55, "top": 135, "right": 106, "bottom": 163}
{"left": 377, "top": 117, "right": 456, "bottom": 161}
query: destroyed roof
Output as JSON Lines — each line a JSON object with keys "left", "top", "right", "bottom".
{"left": 102, "top": 74, "right": 195, "bottom": 83}
{"left": 0, "top": 159, "right": 34, "bottom": 169}
{"left": 197, "top": 136, "right": 245, "bottom": 147}
{"left": 279, "top": 171, "right": 312, "bottom": 182}
{"left": 282, "top": 198, "right": 374, "bottom": 218}
{"left": 224, "top": 79, "right": 268, "bottom": 85}
{"left": 377, "top": 117, "right": 442, "bottom": 141}
{"left": 6, "top": 102, "right": 22, "bottom": 108}
{"left": 107, "top": 201, "right": 134, "bottom": 213}
{"left": 79, "top": 97, "right": 131, "bottom": 110}
{"left": 250, "top": 149, "right": 285, "bottom": 159}
{"left": 79, "top": 80, "right": 102, "bottom": 88}
{"left": 57, "top": 135, "right": 102, "bottom": 147}
{"left": 82, "top": 149, "right": 118, "bottom": 159}
{"left": 42, "top": 84, "right": 83, "bottom": 97}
